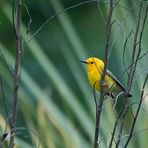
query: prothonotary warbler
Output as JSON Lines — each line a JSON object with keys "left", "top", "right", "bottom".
{"left": 81, "top": 57, "right": 132, "bottom": 98}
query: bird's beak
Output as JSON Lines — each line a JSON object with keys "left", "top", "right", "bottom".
{"left": 80, "top": 60, "right": 88, "bottom": 64}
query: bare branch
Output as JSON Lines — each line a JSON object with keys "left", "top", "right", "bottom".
{"left": 22, "top": 3, "right": 32, "bottom": 34}
{"left": 124, "top": 3, "right": 148, "bottom": 147}
{"left": 94, "top": 0, "right": 114, "bottom": 148}
{"left": 124, "top": 73, "right": 148, "bottom": 147}
{"left": 115, "top": 1, "right": 148, "bottom": 147}
{"left": 10, "top": 0, "right": 22, "bottom": 147}
{"left": 117, "top": 50, "right": 148, "bottom": 81}
{"left": 123, "top": 30, "right": 134, "bottom": 77}
{"left": 109, "top": 120, "right": 118, "bottom": 148}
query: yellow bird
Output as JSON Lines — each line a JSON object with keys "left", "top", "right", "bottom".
{"left": 81, "top": 57, "right": 132, "bottom": 98}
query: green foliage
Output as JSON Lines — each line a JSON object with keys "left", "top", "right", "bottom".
{"left": 0, "top": 0, "right": 148, "bottom": 147}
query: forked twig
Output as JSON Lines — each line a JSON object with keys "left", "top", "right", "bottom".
{"left": 124, "top": 3, "right": 148, "bottom": 147}
{"left": 115, "top": 1, "right": 148, "bottom": 147}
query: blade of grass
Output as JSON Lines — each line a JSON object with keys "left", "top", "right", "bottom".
{"left": 0, "top": 44, "right": 91, "bottom": 148}
{"left": 49, "top": 0, "right": 88, "bottom": 59}
{"left": 2, "top": 3, "right": 94, "bottom": 138}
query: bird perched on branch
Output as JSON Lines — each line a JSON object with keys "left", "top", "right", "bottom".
{"left": 81, "top": 57, "right": 132, "bottom": 98}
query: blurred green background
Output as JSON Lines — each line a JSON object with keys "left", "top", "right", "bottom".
{"left": 0, "top": 0, "right": 148, "bottom": 147}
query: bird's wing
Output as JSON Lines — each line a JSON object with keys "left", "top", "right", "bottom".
{"left": 106, "top": 69, "right": 126, "bottom": 92}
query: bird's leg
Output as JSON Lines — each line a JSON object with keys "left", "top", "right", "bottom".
{"left": 103, "top": 95, "right": 108, "bottom": 101}
{"left": 100, "top": 79, "right": 105, "bottom": 86}
{"left": 97, "top": 104, "right": 104, "bottom": 111}
{"left": 108, "top": 89, "right": 115, "bottom": 98}
{"left": 100, "top": 80, "right": 109, "bottom": 89}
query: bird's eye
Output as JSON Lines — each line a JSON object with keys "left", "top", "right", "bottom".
{"left": 91, "top": 62, "right": 94, "bottom": 64}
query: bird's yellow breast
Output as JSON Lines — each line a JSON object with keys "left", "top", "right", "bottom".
{"left": 87, "top": 65, "right": 117, "bottom": 94}
{"left": 88, "top": 67, "right": 101, "bottom": 89}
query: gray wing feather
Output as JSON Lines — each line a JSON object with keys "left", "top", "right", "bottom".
{"left": 106, "top": 69, "right": 126, "bottom": 92}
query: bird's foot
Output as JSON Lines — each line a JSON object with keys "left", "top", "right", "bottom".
{"left": 97, "top": 105, "right": 104, "bottom": 111}
{"left": 100, "top": 80, "right": 105, "bottom": 86}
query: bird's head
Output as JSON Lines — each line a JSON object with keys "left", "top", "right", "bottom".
{"left": 80, "top": 57, "right": 104, "bottom": 71}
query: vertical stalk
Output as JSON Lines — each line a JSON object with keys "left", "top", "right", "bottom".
{"left": 10, "top": 0, "right": 21, "bottom": 147}
{"left": 94, "top": 0, "right": 114, "bottom": 147}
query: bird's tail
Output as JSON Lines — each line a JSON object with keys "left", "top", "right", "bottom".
{"left": 127, "top": 93, "right": 132, "bottom": 98}
{"left": 110, "top": 92, "right": 133, "bottom": 109}
{"left": 108, "top": 92, "right": 132, "bottom": 99}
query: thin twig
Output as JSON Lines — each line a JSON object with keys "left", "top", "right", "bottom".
{"left": 109, "top": 120, "right": 118, "bottom": 148}
{"left": 109, "top": 95, "right": 131, "bottom": 148}
{"left": 123, "top": 30, "right": 134, "bottom": 77}
{"left": 127, "top": 1, "right": 143, "bottom": 91}
{"left": 12, "top": 0, "right": 16, "bottom": 36}
{"left": 124, "top": 3, "right": 148, "bottom": 147}
{"left": 94, "top": 0, "right": 114, "bottom": 148}
{"left": 23, "top": 0, "right": 98, "bottom": 49}
{"left": 22, "top": 3, "right": 32, "bottom": 34}
{"left": 10, "top": 0, "right": 22, "bottom": 147}
{"left": 23, "top": 0, "right": 142, "bottom": 50}
{"left": 0, "top": 77, "right": 13, "bottom": 128}
{"left": 109, "top": 0, "right": 140, "bottom": 60}
{"left": 118, "top": 50, "right": 148, "bottom": 81}
{"left": 124, "top": 73, "right": 148, "bottom": 147}
{"left": 115, "top": 1, "right": 146, "bottom": 147}
{"left": 0, "top": 46, "right": 13, "bottom": 74}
